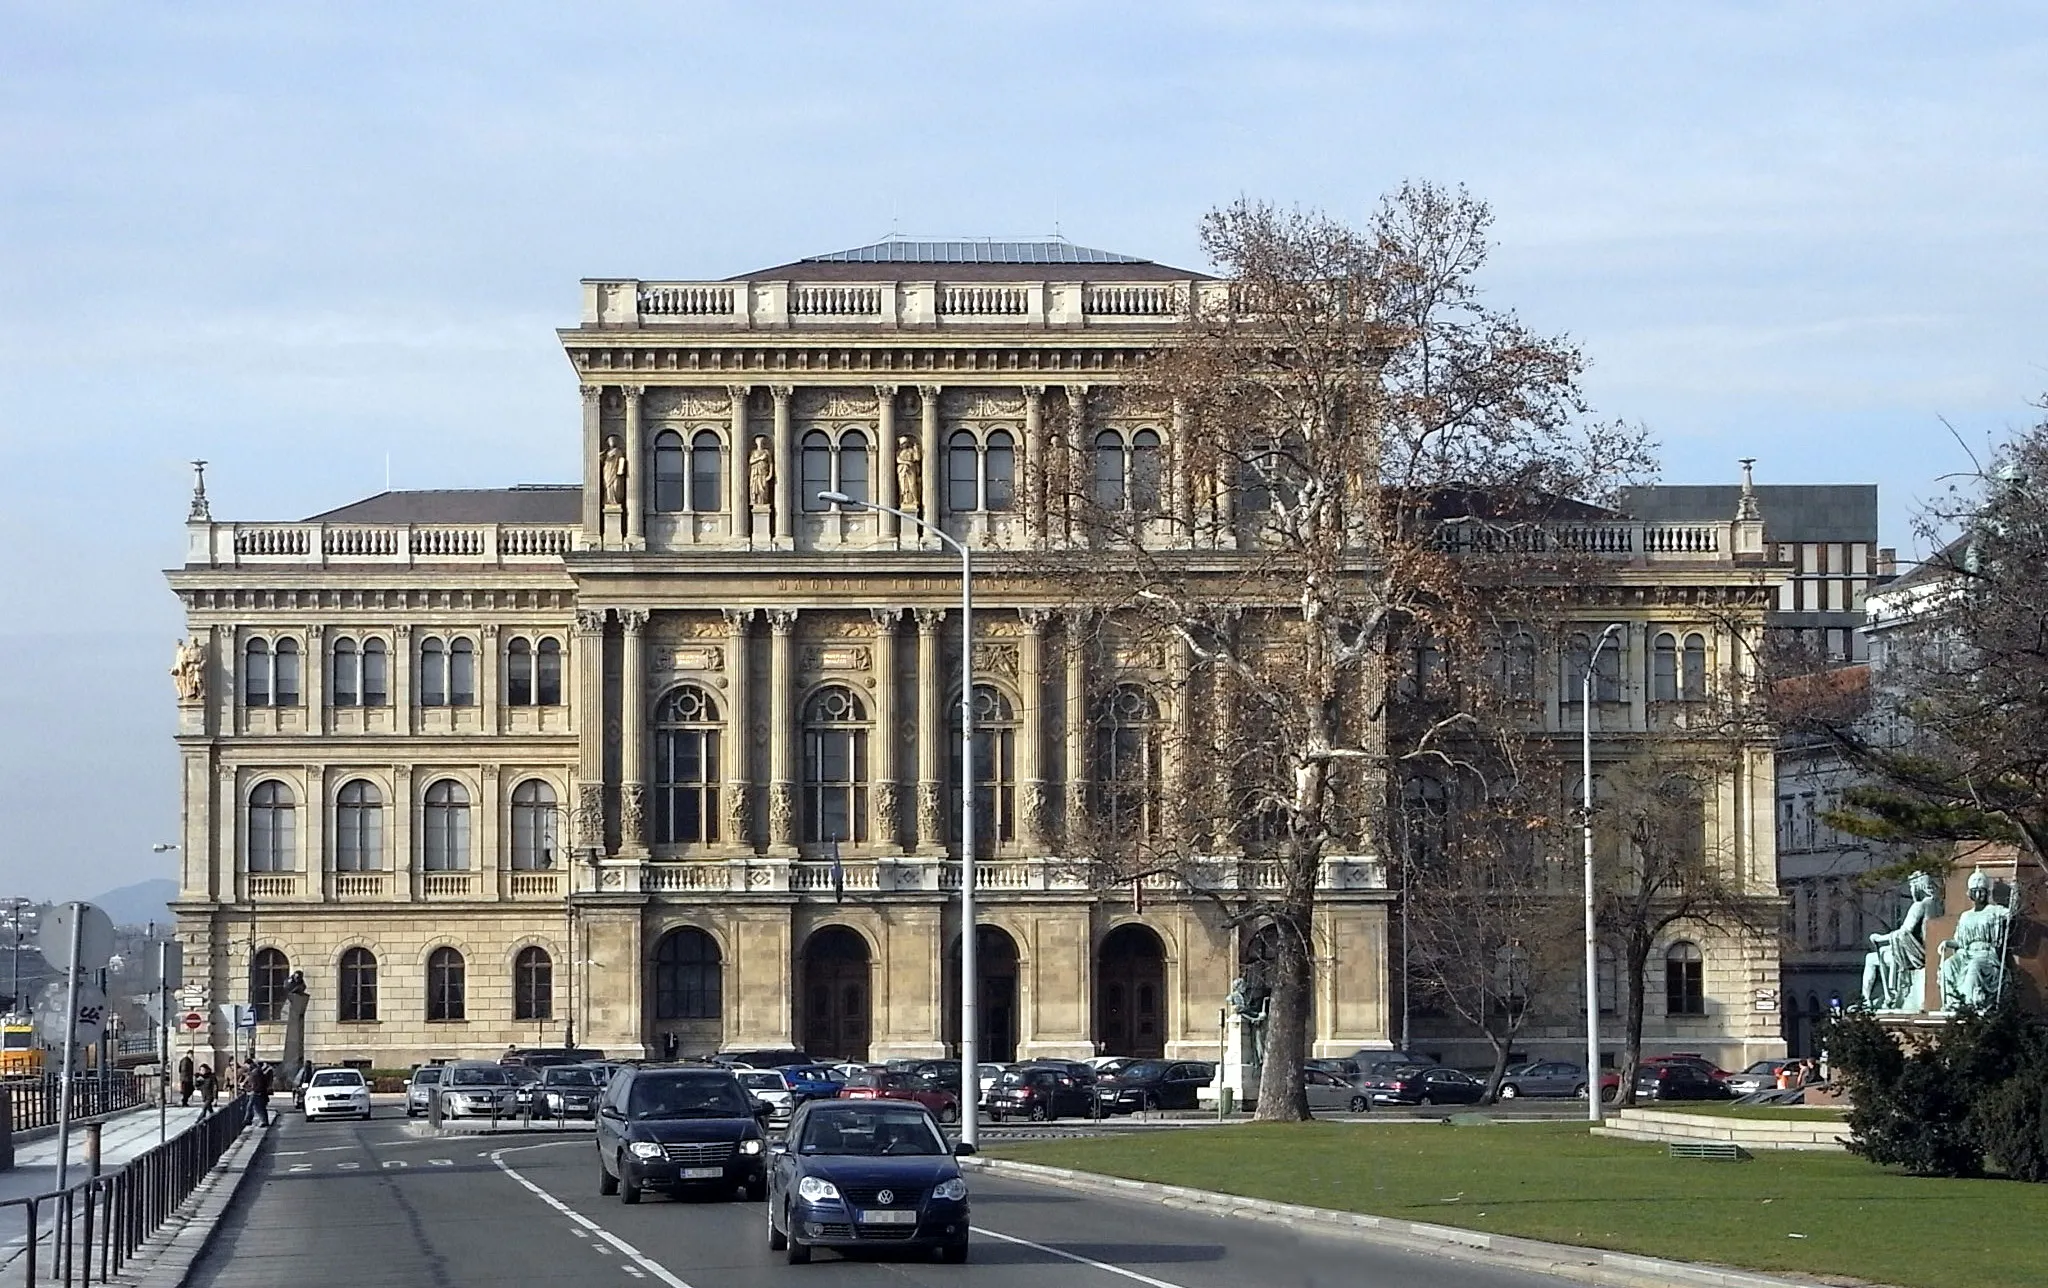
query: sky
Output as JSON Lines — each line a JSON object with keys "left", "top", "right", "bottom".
{"left": 1, "top": 1, "right": 2043, "bottom": 899}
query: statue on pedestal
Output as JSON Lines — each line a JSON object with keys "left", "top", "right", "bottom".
{"left": 600, "top": 436, "right": 628, "bottom": 508}
{"left": 1862, "top": 871, "right": 1937, "bottom": 1012}
{"left": 1228, "top": 974, "right": 1271, "bottom": 1068}
{"left": 171, "top": 637, "right": 207, "bottom": 704}
{"left": 1939, "top": 869, "right": 2014, "bottom": 1011}
{"left": 748, "top": 436, "right": 775, "bottom": 511}
{"left": 896, "top": 436, "right": 922, "bottom": 517}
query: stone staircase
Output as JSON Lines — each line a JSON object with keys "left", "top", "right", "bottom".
{"left": 1591, "top": 1107, "right": 1850, "bottom": 1152}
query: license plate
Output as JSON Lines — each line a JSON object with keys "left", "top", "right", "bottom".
{"left": 858, "top": 1209, "right": 918, "bottom": 1225}
{"left": 679, "top": 1166, "right": 724, "bottom": 1179}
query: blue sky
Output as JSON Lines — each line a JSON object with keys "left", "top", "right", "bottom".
{"left": 2, "top": 2, "right": 2043, "bottom": 898}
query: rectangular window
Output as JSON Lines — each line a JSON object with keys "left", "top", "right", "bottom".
{"left": 362, "top": 643, "right": 389, "bottom": 707}
{"left": 536, "top": 644, "right": 562, "bottom": 706}
{"left": 450, "top": 642, "right": 475, "bottom": 706}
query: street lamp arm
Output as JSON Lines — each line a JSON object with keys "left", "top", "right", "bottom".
{"left": 815, "top": 491, "right": 970, "bottom": 559}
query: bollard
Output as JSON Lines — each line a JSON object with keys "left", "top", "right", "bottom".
{"left": 1218, "top": 1085, "right": 1235, "bottom": 1117}
{"left": 88, "top": 1121, "right": 104, "bottom": 1177}
{"left": 427, "top": 1087, "right": 443, "bottom": 1130}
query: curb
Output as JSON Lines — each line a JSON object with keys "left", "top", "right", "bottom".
{"left": 115, "top": 1122, "right": 271, "bottom": 1288}
{"left": 968, "top": 1157, "right": 1884, "bottom": 1288}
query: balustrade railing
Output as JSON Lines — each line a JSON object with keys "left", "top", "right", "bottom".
{"left": 939, "top": 285, "right": 1029, "bottom": 316}
{"left": 790, "top": 285, "right": 882, "bottom": 316}
{"left": 639, "top": 284, "right": 735, "bottom": 317}
{"left": 1084, "top": 284, "right": 1178, "bottom": 316}
{"left": 207, "top": 522, "right": 577, "bottom": 568}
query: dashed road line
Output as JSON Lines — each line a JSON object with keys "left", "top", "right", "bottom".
{"left": 973, "top": 1226, "right": 1196, "bottom": 1288}
{"left": 491, "top": 1144, "right": 696, "bottom": 1288}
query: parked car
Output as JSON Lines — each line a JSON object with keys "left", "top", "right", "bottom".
{"left": 596, "top": 1066, "right": 771, "bottom": 1203}
{"left": 1305, "top": 1057, "right": 1362, "bottom": 1080}
{"left": 1634, "top": 1063, "right": 1732, "bottom": 1102}
{"left": 987, "top": 1065, "right": 1096, "bottom": 1122}
{"left": 539, "top": 1064, "right": 604, "bottom": 1119}
{"left": 1644, "top": 1053, "right": 1732, "bottom": 1084}
{"left": 440, "top": 1061, "right": 517, "bottom": 1118}
{"left": 713, "top": 1048, "right": 815, "bottom": 1070}
{"left": 976, "top": 1062, "right": 1005, "bottom": 1106}
{"left": 767, "top": 1098, "right": 973, "bottom": 1265}
{"left": 738, "top": 1069, "right": 798, "bottom": 1123}
{"left": 1497, "top": 1061, "right": 1592, "bottom": 1100}
{"left": 506, "top": 1065, "right": 542, "bottom": 1115}
{"left": 1085, "top": 1056, "right": 1140, "bottom": 1074}
{"left": 501, "top": 1047, "right": 606, "bottom": 1069}
{"left": 1302, "top": 1068, "right": 1371, "bottom": 1113}
{"left": 302, "top": 1068, "right": 372, "bottom": 1121}
{"left": 837, "top": 1070, "right": 962, "bottom": 1124}
{"left": 1726, "top": 1059, "right": 1798, "bottom": 1097}
{"left": 404, "top": 1063, "right": 445, "bottom": 1118}
{"left": 1345, "top": 1048, "right": 1431, "bottom": 1069}
{"left": 1365, "top": 1065, "right": 1485, "bottom": 1106}
{"left": 782, "top": 1065, "right": 846, "bottom": 1104}
{"left": 1093, "top": 1060, "right": 1214, "bottom": 1114}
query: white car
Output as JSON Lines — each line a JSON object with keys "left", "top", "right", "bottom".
{"left": 978, "top": 1062, "right": 1005, "bottom": 1106}
{"left": 736, "top": 1069, "right": 796, "bottom": 1121}
{"left": 303, "top": 1068, "right": 373, "bottom": 1121}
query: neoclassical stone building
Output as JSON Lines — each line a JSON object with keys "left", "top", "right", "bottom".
{"left": 168, "top": 239, "right": 1787, "bottom": 1071}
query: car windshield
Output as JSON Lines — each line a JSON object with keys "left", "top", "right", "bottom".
{"left": 1118, "top": 1061, "right": 1169, "bottom": 1081}
{"left": 628, "top": 1074, "right": 755, "bottom": 1118}
{"left": 738, "top": 1072, "right": 785, "bottom": 1090}
{"left": 413, "top": 1067, "right": 442, "bottom": 1084}
{"left": 798, "top": 1107, "right": 946, "bottom": 1156}
{"left": 545, "top": 1068, "right": 598, "bottom": 1087}
{"left": 449, "top": 1066, "right": 510, "bottom": 1086}
{"left": 1383, "top": 1064, "right": 1429, "bottom": 1079}
{"left": 1743, "top": 1061, "right": 1781, "bottom": 1075}
{"left": 311, "top": 1071, "right": 362, "bottom": 1087}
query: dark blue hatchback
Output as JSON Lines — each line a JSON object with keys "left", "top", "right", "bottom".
{"left": 766, "top": 1100, "right": 974, "bottom": 1264}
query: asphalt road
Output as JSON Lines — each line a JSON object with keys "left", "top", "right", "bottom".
{"left": 187, "top": 1110, "right": 1594, "bottom": 1288}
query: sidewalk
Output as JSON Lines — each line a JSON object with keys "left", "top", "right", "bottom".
{"left": 0, "top": 1104, "right": 213, "bottom": 1278}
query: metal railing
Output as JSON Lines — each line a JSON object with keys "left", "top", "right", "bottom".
{"left": 3, "top": 1075, "right": 140, "bottom": 1135}
{"left": 2, "top": 1097, "right": 251, "bottom": 1287}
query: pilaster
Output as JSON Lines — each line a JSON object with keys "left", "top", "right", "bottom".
{"left": 1023, "top": 385, "right": 1046, "bottom": 539}
{"left": 918, "top": 385, "right": 941, "bottom": 541}
{"left": 572, "top": 609, "right": 608, "bottom": 855}
{"left": 767, "top": 608, "right": 798, "bottom": 851}
{"left": 869, "top": 608, "right": 903, "bottom": 851}
{"left": 1063, "top": 611, "right": 1090, "bottom": 837}
{"left": 480, "top": 623, "right": 500, "bottom": 734}
{"left": 1018, "top": 608, "right": 1051, "bottom": 849}
{"left": 304, "top": 624, "right": 326, "bottom": 733}
{"left": 915, "top": 608, "right": 946, "bottom": 852}
{"left": 392, "top": 624, "right": 413, "bottom": 734}
{"left": 622, "top": 384, "right": 646, "bottom": 550}
{"left": 876, "top": 386, "right": 901, "bottom": 540}
{"left": 770, "top": 386, "right": 794, "bottom": 543}
{"left": 727, "top": 386, "right": 754, "bottom": 542}
{"left": 722, "top": 608, "right": 756, "bottom": 853}
{"left": 619, "top": 610, "right": 650, "bottom": 856}
{"left": 579, "top": 385, "right": 604, "bottom": 546}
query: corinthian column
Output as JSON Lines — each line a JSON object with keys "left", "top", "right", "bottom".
{"left": 918, "top": 386, "right": 942, "bottom": 537}
{"left": 771, "top": 386, "right": 795, "bottom": 542}
{"left": 1063, "top": 611, "right": 1091, "bottom": 842}
{"left": 876, "top": 386, "right": 901, "bottom": 541}
{"left": 726, "top": 386, "right": 753, "bottom": 541}
{"left": 722, "top": 608, "right": 755, "bottom": 852}
{"left": 870, "top": 608, "right": 903, "bottom": 850}
{"left": 619, "top": 609, "right": 649, "bottom": 855}
{"left": 622, "top": 385, "right": 646, "bottom": 549}
{"left": 915, "top": 608, "right": 947, "bottom": 852}
{"left": 1019, "top": 609, "right": 1051, "bottom": 850}
{"left": 1023, "top": 385, "right": 1046, "bottom": 540}
{"left": 572, "top": 609, "right": 609, "bottom": 854}
{"left": 767, "top": 608, "right": 799, "bottom": 850}
{"left": 579, "top": 385, "right": 604, "bottom": 547}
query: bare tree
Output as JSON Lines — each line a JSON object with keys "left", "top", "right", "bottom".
{"left": 1023, "top": 185, "right": 1653, "bottom": 1120}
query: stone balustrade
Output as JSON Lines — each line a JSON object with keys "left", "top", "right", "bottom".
{"left": 188, "top": 522, "right": 578, "bottom": 568}
{"left": 587, "top": 277, "right": 1229, "bottom": 330}
{"left": 1435, "top": 519, "right": 1748, "bottom": 562}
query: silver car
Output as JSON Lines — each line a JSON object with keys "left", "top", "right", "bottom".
{"left": 439, "top": 1061, "right": 516, "bottom": 1118}
{"left": 1497, "top": 1061, "right": 1590, "bottom": 1099}
{"left": 737, "top": 1068, "right": 796, "bottom": 1122}
{"left": 404, "top": 1064, "right": 444, "bottom": 1118}
{"left": 1726, "top": 1059, "right": 1797, "bottom": 1097}
{"left": 1303, "top": 1067, "right": 1371, "bottom": 1113}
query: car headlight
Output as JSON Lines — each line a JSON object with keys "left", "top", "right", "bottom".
{"left": 628, "top": 1142, "right": 665, "bottom": 1159}
{"left": 739, "top": 1138, "right": 763, "bottom": 1155}
{"left": 797, "top": 1177, "right": 842, "bottom": 1203}
{"left": 933, "top": 1178, "right": 969, "bottom": 1202}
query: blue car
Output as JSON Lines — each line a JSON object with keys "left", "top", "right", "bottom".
{"left": 781, "top": 1064, "right": 844, "bottom": 1105}
{"left": 767, "top": 1099, "right": 974, "bottom": 1264}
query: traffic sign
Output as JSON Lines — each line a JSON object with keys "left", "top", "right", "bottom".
{"left": 219, "top": 1003, "right": 255, "bottom": 1032}
{"left": 36, "top": 903, "right": 116, "bottom": 975}
{"left": 35, "top": 983, "right": 108, "bottom": 1045}
{"left": 180, "top": 1010, "right": 205, "bottom": 1032}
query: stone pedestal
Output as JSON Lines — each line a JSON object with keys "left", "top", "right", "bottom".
{"left": 1920, "top": 843, "right": 2046, "bottom": 1016}
{"left": 1218, "top": 1014, "right": 1261, "bottom": 1106}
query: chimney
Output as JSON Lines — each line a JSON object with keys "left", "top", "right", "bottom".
{"left": 1876, "top": 547, "right": 1897, "bottom": 578}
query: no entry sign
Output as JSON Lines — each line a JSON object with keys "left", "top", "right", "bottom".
{"left": 180, "top": 1010, "right": 205, "bottom": 1032}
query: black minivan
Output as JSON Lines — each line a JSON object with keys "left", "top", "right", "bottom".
{"left": 596, "top": 1066, "right": 772, "bottom": 1203}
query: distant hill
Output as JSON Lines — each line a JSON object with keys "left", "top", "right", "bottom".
{"left": 87, "top": 878, "right": 178, "bottom": 929}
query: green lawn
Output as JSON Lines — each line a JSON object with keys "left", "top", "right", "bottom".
{"left": 990, "top": 1122, "right": 2045, "bottom": 1288}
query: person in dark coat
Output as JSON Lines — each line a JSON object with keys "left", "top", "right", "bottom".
{"left": 197, "top": 1063, "right": 218, "bottom": 1114}
{"left": 250, "top": 1062, "right": 274, "bottom": 1126}
{"left": 177, "top": 1054, "right": 195, "bottom": 1107}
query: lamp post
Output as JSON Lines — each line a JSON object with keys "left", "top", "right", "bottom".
{"left": 817, "top": 489, "right": 979, "bottom": 1150}
{"left": 1582, "top": 622, "right": 1624, "bottom": 1124}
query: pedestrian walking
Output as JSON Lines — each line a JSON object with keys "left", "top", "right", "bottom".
{"left": 177, "top": 1054, "right": 195, "bottom": 1107}
{"left": 197, "top": 1063, "right": 218, "bottom": 1114}
{"left": 250, "top": 1061, "right": 274, "bottom": 1126}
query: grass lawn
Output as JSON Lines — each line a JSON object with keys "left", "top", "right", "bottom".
{"left": 990, "top": 1122, "right": 2044, "bottom": 1288}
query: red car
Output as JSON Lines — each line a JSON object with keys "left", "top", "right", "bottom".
{"left": 836, "top": 1070, "right": 961, "bottom": 1124}
{"left": 1643, "top": 1054, "right": 1731, "bottom": 1084}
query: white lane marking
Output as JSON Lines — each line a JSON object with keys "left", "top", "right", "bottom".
{"left": 383, "top": 1160, "right": 408, "bottom": 1169}
{"left": 972, "top": 1226, "right": 1195, "bottom": 1288}
{"left": 337, "top": 1162, "right": 360, "bottom": 1170}
{"left": 274, "top": 1150, "right": 309, "bottom": 1157}
{"left": 287, "top": 1164, "right": 312, "bottom": 1174}
{"left": 313, "top": 1146, "right": 352, "bottom": 1153}
{"left": 429, "top": 1158, "right": 454, "bottom": 1167}
{"left": 622, "top": 1268, "right": 645, "bottom": 1278}
{"left": 570, "top": 1229, "right": 589, "bottom": 1240}
{"left": 490, "top": 1146, "right": 697, "bottom": 1288}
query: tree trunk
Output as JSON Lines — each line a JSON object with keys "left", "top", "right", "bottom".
{"left": 1616, "top": 939, "right": 1650, "bottom": 1109}
{"left": 1481, "top": 1033, "right": 1514, "bottom": 1104}
{"left": 1252, "top": 900, "right": 1314, "bottom": 1121}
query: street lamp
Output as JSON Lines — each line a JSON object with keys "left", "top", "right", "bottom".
{"left": 1581, "top": 622, "right": 1624, "bottom": 1124}
{"left": 817, "top": 489, "right": 980, "bottom": 1150}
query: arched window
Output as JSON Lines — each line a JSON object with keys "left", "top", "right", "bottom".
{"left": 1564, "top": 630, "right": 1624, "bottom": 703}
{"left": 427, "top": 947, "right": 466, "bottom": 1022}
{"left": 691, "top": 431, "right": 723, "bottom": 513}
{"left": 243, "top": 638, "right": 271, "bottom": 706}
{"left": 949, "top": 684, "right": 1017, "bottom": 844}
{"left": 1399, "top": 629, "right": 1443, "bottom": 701}
{"left": 536, "top": 638, "right": 563, "bottom": 706}
{"left": 514, "top": 947, "right": 553, "bottom": 1020}
{"left": 1093, "top": 430, "right": 1127, "bottom": 509}
{"left": 506, "top": 638, "right": 534, "bottom": 706}
{"left": 331, "top": 637, "right": 359, "bottom": 707}
{"left": 1561, "top": 633, "right": 1590, "bottom": 708}
{"left": 985, "top": 430, "right": 1016, "bottom": 510}
{"left": 273, "top": 638, "right": 301, "bottom": 705}
{"left": 423, "top": 780, "right": 471, "bottom": 871}
{"left": 1656, "top": 776, "right": 1708, "bottom": 867}
{"left": 948, "top": 430, "right": 981, "bottom": 514}
{"left": 1507, "top": 631, "right": 1538, "bottom": 701}
{"left": 947, "top": 429, "right": 1019, "bottom": 513}
{"left": 654, "top": 928, "right": 722, "bottom": 1020}
{"left": 1401, "top": 774, "right": 1449, "bottom": 868}
{"left": 1682, "top": 633, "right": 1708, "bottom": 701}
{"left": 801, "top": 430, "right": 833, "bottom": 512}
{"left": 420, "top": 637, "right": 447, "bottom": 707}
{"left": 339, "top": 947, "right": 377, "bottom": 1022}
{"left": 510, "top": 779, "right": 558, "bottom": 870}
{"left": 1092, "top": 685, "right": 1161, "bottom": 838}
{"left": 1594, "top": 631, "right": 1623, "bottom": 703}
{"left": 250, "top": 947, "right": 290, "bottom": 1022}
{"left": 449, "top": 637, "right": 475, "bottom": 706}
{"left": 1130, "top": 429, "right": 1162, "bottom": 512}
{"left": 248, "top": 781, "right": 296, "bottom": 873}
{"left": 802, "top": 686, "right": 868, "bottom": 843}
{"left": 1664, "top": 941, "right": 1705, "bottom": 1016}
{"left": 1652, "top": 632, "right": 1679, "bottom": 702}
{"left": 336, "top": 780, "right": 383, "bottom": 872}
{"left": 837, "top": 429, "right": 870, "bottom": 506}
{"left": 362, "top": 638, "right": 389, "bottom": 707}
{"left": 653, "top": 429, "right": 686, "bottom": 513}
{"left": 654, "top": 686, "right": 721, "bottom": 845}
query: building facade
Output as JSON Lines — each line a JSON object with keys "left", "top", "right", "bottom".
{"left": 168, "top": 239, "right": 1786, "bottom": 1071}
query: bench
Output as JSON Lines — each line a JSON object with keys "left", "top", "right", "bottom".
{"left": 1667, "top": 1141, "right": 1750, "bottom": 1162}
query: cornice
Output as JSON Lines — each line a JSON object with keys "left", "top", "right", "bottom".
{"left": 557, "top": 333, "right": 1165, "bottom": 381}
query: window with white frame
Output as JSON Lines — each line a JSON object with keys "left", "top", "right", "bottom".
{"left": 802, "top": 685, "right": 868, "bottom": 843}
{"left": 419, "top": 636, "right": 476, "bottom": 707}
{"left": 248, "top": 781, "right": 296, "bottom": 872}
{"left": 423, "top": 779, "right": 471, "bottom": 871}
{"left": 509, "top": 779, "right": 558, "bottom": 870}
{"left": 506, "top": 636, "right": 565, "bottom": 707}
{"left": 948, "top": 684, "right": 1017, "bottom": 843}
{"left": 335, "top": 779, "right": 383, "bottom": 871}
{"left": 331, "top": 637, "right": 360, "bottom": 706}
{"left": 361, "top": 638, "right": 389, "bottom": 706}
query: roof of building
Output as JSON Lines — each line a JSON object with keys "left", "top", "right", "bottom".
{"left": 1618, "top": 484, "right": 1877, "bottom": 544}
{"left": 305, "top": 486, "right": 580, "bottom": 525}
{"left": 731, "top": 237, "right": 1206, "bottom": 283}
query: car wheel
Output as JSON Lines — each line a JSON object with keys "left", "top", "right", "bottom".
{"left": 1600, "top": 1085, "right": 1618, "bottom": 1103}
{"left": 1419, "top": 1094, "right": 1435, "bottom": 1106}
{"left": 1028, "top": 1103, "right": 1047, "bottom": 1122}
{"left": 1572, "top": 1084, "right": 1588, "bottom": 1099}
{"left": 938, "top": 1104, "right": 960, "bottom": 1125}
{"left": 362, "top": 1109, "right": 373, "bottom": 1120}
{"left": 1499, "top": 1084, "right": 1520, "bottom": 1100}
{"left": 939, "top": 1240, "right": 970, "bottom": 1264}
{"left": 599, "top": 1158, "right": 618, "bottom": 1196}
{"left": 405, "top": 1107, "right": 417, "bottom": 1119}
{"left": 767, "top": 1202, "right": 788, "bottom": 1251}
{"left": 1348, "top": 1095, "right": 1368, "bottom": 1112}
{"left": 1142, "top": 1093, "right": 1158, "bottom": 1112}
{"left": 621, "top": 1163, "right": 642, "bottom": 1205}
{"left": 785, "top": 1221, "right": 812, "bottom": 1265}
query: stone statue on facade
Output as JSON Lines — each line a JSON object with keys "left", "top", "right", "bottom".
{"left": 1939, "top": 868, "right": 2014, "bottom": 1011}
{"left": 748, "top": 436, "right": 775, "bottom": 510}
{"left": 896, "top": 436, "right": 922, "bottom": 517}
{"left": 600, "top": 436, "right": 629, "bottom": 508}
{"left": 1228, "top": 974, "right": 1271, "bottom": 1068}
{"left": 1862, "top": 870, "right": 1937, "bottom": 1012}
{"left": 171, "top": 637, "right": 207, "bottom": 704}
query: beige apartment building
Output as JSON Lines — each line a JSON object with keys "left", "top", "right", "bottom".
{"left": 167, "top": 239, "right": 1787, "bottom": 1072}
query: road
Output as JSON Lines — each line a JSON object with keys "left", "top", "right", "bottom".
{"left": 187, "top": 1111, "right": 1590, "bottom": 1288}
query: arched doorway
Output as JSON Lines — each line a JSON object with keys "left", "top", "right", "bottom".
{"left": 1096, "top": 924, "right": 1167, "bottom": 1058}
{"left": 801, "top": 926, "right": 871, "bottom": 1061}
{"left": 943, "top": 926, "right": 1021, "bottom": 1062}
